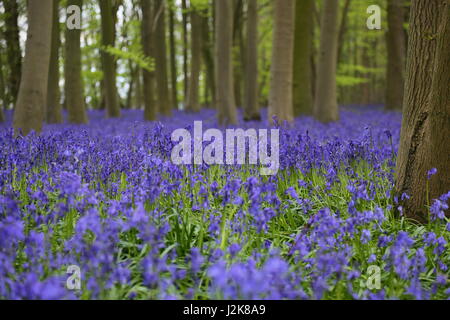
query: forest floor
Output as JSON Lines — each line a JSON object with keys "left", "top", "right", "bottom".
{"left": 0, "top": 106, "right": 449, "bottom": 300}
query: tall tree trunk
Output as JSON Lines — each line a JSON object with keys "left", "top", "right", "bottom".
{"left": 141, "top": 0, "right": 157, "bottom": 121}
{"left": 268, "top": 0, "right": 295, "bottom": 124}
{"left": 232, "top": 0, "right": 244, "bottom": 108}
{"left": 65, "top": 0, "right": 87, "bottom": 124}
{"left": 313, "top": 0, "right": 339, "bottom": 123}
{"left": 181, "top": 0, "right": 189, "bottom": 104}
{"left": 47, "top": 0, "right": 63, "bottom": 124}
{"left": 215, "top": 0, "right": 237, "bottom": 125}
{"left": 168, "top": 1, "right": 178, "bottom": 109}
{"left": 337, "top": 0, "right": 352, "bottom": 64}
{"left": 154, "top": 0, "right": 172, "bottom": 116}
{"left": 243, "top": 0, "right": 260, "bottom": 121}
{"left": 293, "top": 0, "right": 314, "bottom": 117}
{"left": 201, "top": 13, "right": 215, "bottom": 107}
{"left": 13, "top": 0, "right": 53, "bottom": 135}
{"left": 100, "top": 0, "right": 121, "bottom": 118}
{"left": 395, "top": 0, "right": 447, "bottom": 222}
{"left": 385, "top": 0, "right": 406, "bottom": 111}
{"left": 0, "top": 37, "right": 5, "bottom": 122}
{"left": 186, "top": 8, "right": 202, "bottom": 113}
{"left": 2, "top": 0, "right": 22, "bottom": 107}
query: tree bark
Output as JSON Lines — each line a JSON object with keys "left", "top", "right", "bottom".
{"left": 232, "top": 0, "right": 244, "bottom": 108}
{"left": 0, "top": 37, "right": 5, "bottom": 122}
{"left": 186, "top": 8, "right": 202, "bottom": 113}
{"left": 313, "top": 0, "right": 339, "bottom": 123}
{"left": 293, "top": 0, "right": 314, "bottom": 117}
{"left": 65, "top": 0, "right": 88, "bottom": 124}
{"left": 100, "top": 0, "right": 121, "bottom": 118}
{"left": 337, "top": 0, "right": 352, "bottom": 64}
{"left": 2, "top": 0, "right": 22, "bottom": 107}
{"left": 243, "top": 0, "right": 260, "bottom": 121}
{"left": 395, "top": 0, "right": 448, "bottom": 222}
{"left": 201, "top": 13, "right": 215, "bottom": 107}
{"left": 385, "top": 0, "right": 406, "bottom": 111}
{"left": 215, "top": 0, "right": 237, "bottom": 125}
{"left": 181, "top": 0, "right": 189, "bottom": 103}
{"left": 46, "top": 0, "right": 63, "bottom": 124}
{"left": 168, "top": 1, "right": 178, "bottom": 109}
{"left": 268, "top": 0, "right": 295, "bottom": 124}
{"left": 154, "top": 0, "right": 172, "bottom": 116}
{"left": 13, "top": 0, "right": 53, "bottom": 135}
{"left": 141, "top": 0, "right": 157, "bottom": 121}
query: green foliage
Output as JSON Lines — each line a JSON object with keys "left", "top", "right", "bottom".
{"left": 101, "top": 45, "right": 154, "bottom": 72}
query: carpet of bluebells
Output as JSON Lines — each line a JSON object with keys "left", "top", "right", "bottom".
{"left": 0, "top": 107, "right": 449, "bottom": 300}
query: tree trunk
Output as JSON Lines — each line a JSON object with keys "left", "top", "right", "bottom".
{"left": 243, "top": 0, "right": 260, "bottom": 121}
{"left": 215, "top": 0, "right": 237, "bottom": 126}
{"left": 65, "top": 0, "right": 87, "bottom": 124}
{"left": 268, "top": 0, "right": 295, "bottom": 124}
{"left": 141, "top": 0, "right": 157, "bottom": 121}
{"left": 293, "top": 0, "right": 314, "bottom": 117}
{"left": 385, "top": 0, "right": 406, "bottom": 111}
{"left": 0, "top": 39, "right": 5, "bottom": 122}
{"left": 46, "top": 0, "right": 63, "bottom": 124}
{"left": 395, "top": 0, "right": 448, "bottom": 222}
{"left": 232, "top": 0, "right": 244, "bottom": 108}
{"left": 181, "top": 0, "right": 189, "bottom": 103}
{"left": 186, "top": 8, "right": 202, "bottom": 113}
{"left": 337, "top": 0, "right": 352, "bottom": 64}
{"left": 154, "top": 0, "right": 172, "bottom": 116}
{"left": 13, "top": 0, "right": 53, "bottom": 135}
{"left": 168, "top": 1, "right": 178, "bottom": 109}
{"left": 313, "top": 0, "right": 339, "bottom": 123}
{"left": 100, "top": 0, "right": 121, "bottom": 118}
{"left": 201, "top": 13, "right": 215, "bottom": 107}
{"left": 2, "top": 0, "right": 22, "bottom": 107}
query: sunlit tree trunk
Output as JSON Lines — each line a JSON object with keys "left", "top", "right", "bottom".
{"left": 215, "top": 0, "right": 237, "bottom": 125}
{"left": 243, "top": 0, "right": 260, "bottom": 121}
{"left": 385, "top": 0, "right": 405, "bottom": 111}
{"left": 2, "top": 0, "right": 22, "bottom": 107}
{"left": 13, "top": 0, "right": 53, "bottom": 135}
{"left": 141, "top": 0, "right": 157, "bottom": 121}
{"left": 100, "top": 0, "right": 121, "bottom": 118}
{"left": 293, "top": 0, "right": 314, "bottom": 117}
{"left": 313, "top": 0, "right": 339, "bottom": 123}
{"left": 154, "top": 0, "right": 172, "bottom": 116}
{"left": 268, "top": 0, "right": 295, "bottom": 124}
{"left": 395, "top": 0, "right": 448, "bottom": 222}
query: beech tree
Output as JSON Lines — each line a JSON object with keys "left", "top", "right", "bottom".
{"left": 141, "top": 0, "right": 157, "bottom": 121}
{"left": 1, "top": 0, "right": 22, "bottom": 106}
{"left": 186, "top": 4, "right": 202, "bottom": 113}
{"left": 46, "top": 0, "right": 63, "bottom": 124}
{"left": 13, "top": 0, "right": 53, "bottom": 135}
{"left": 154, "top": 0, "right": 172, "bottom": 116}
{"left": 243, "top": 0, "right": 260, "bottom": 121}
{"left": 100, "top": 0, "right": 121, "bottom": 118}
{"left": 313, "top": 0, "right": 339, "bottom": 123}
{"left": 215, "top": 0, "right": 237, "bottom": 125}
{"left": 65, "top": 0, "right": 88, "bottom": 124}
{"left": 268, "top": 0, "right": 295, "bottom": 123}
{"left": 293, "top": 0, "right": 314, "bottom": 117}
{"left": 385, "top": 0, "right": 405, "bottom": 111}
{"left": 395, "top": 0, "right": 449, "bottom": 222}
